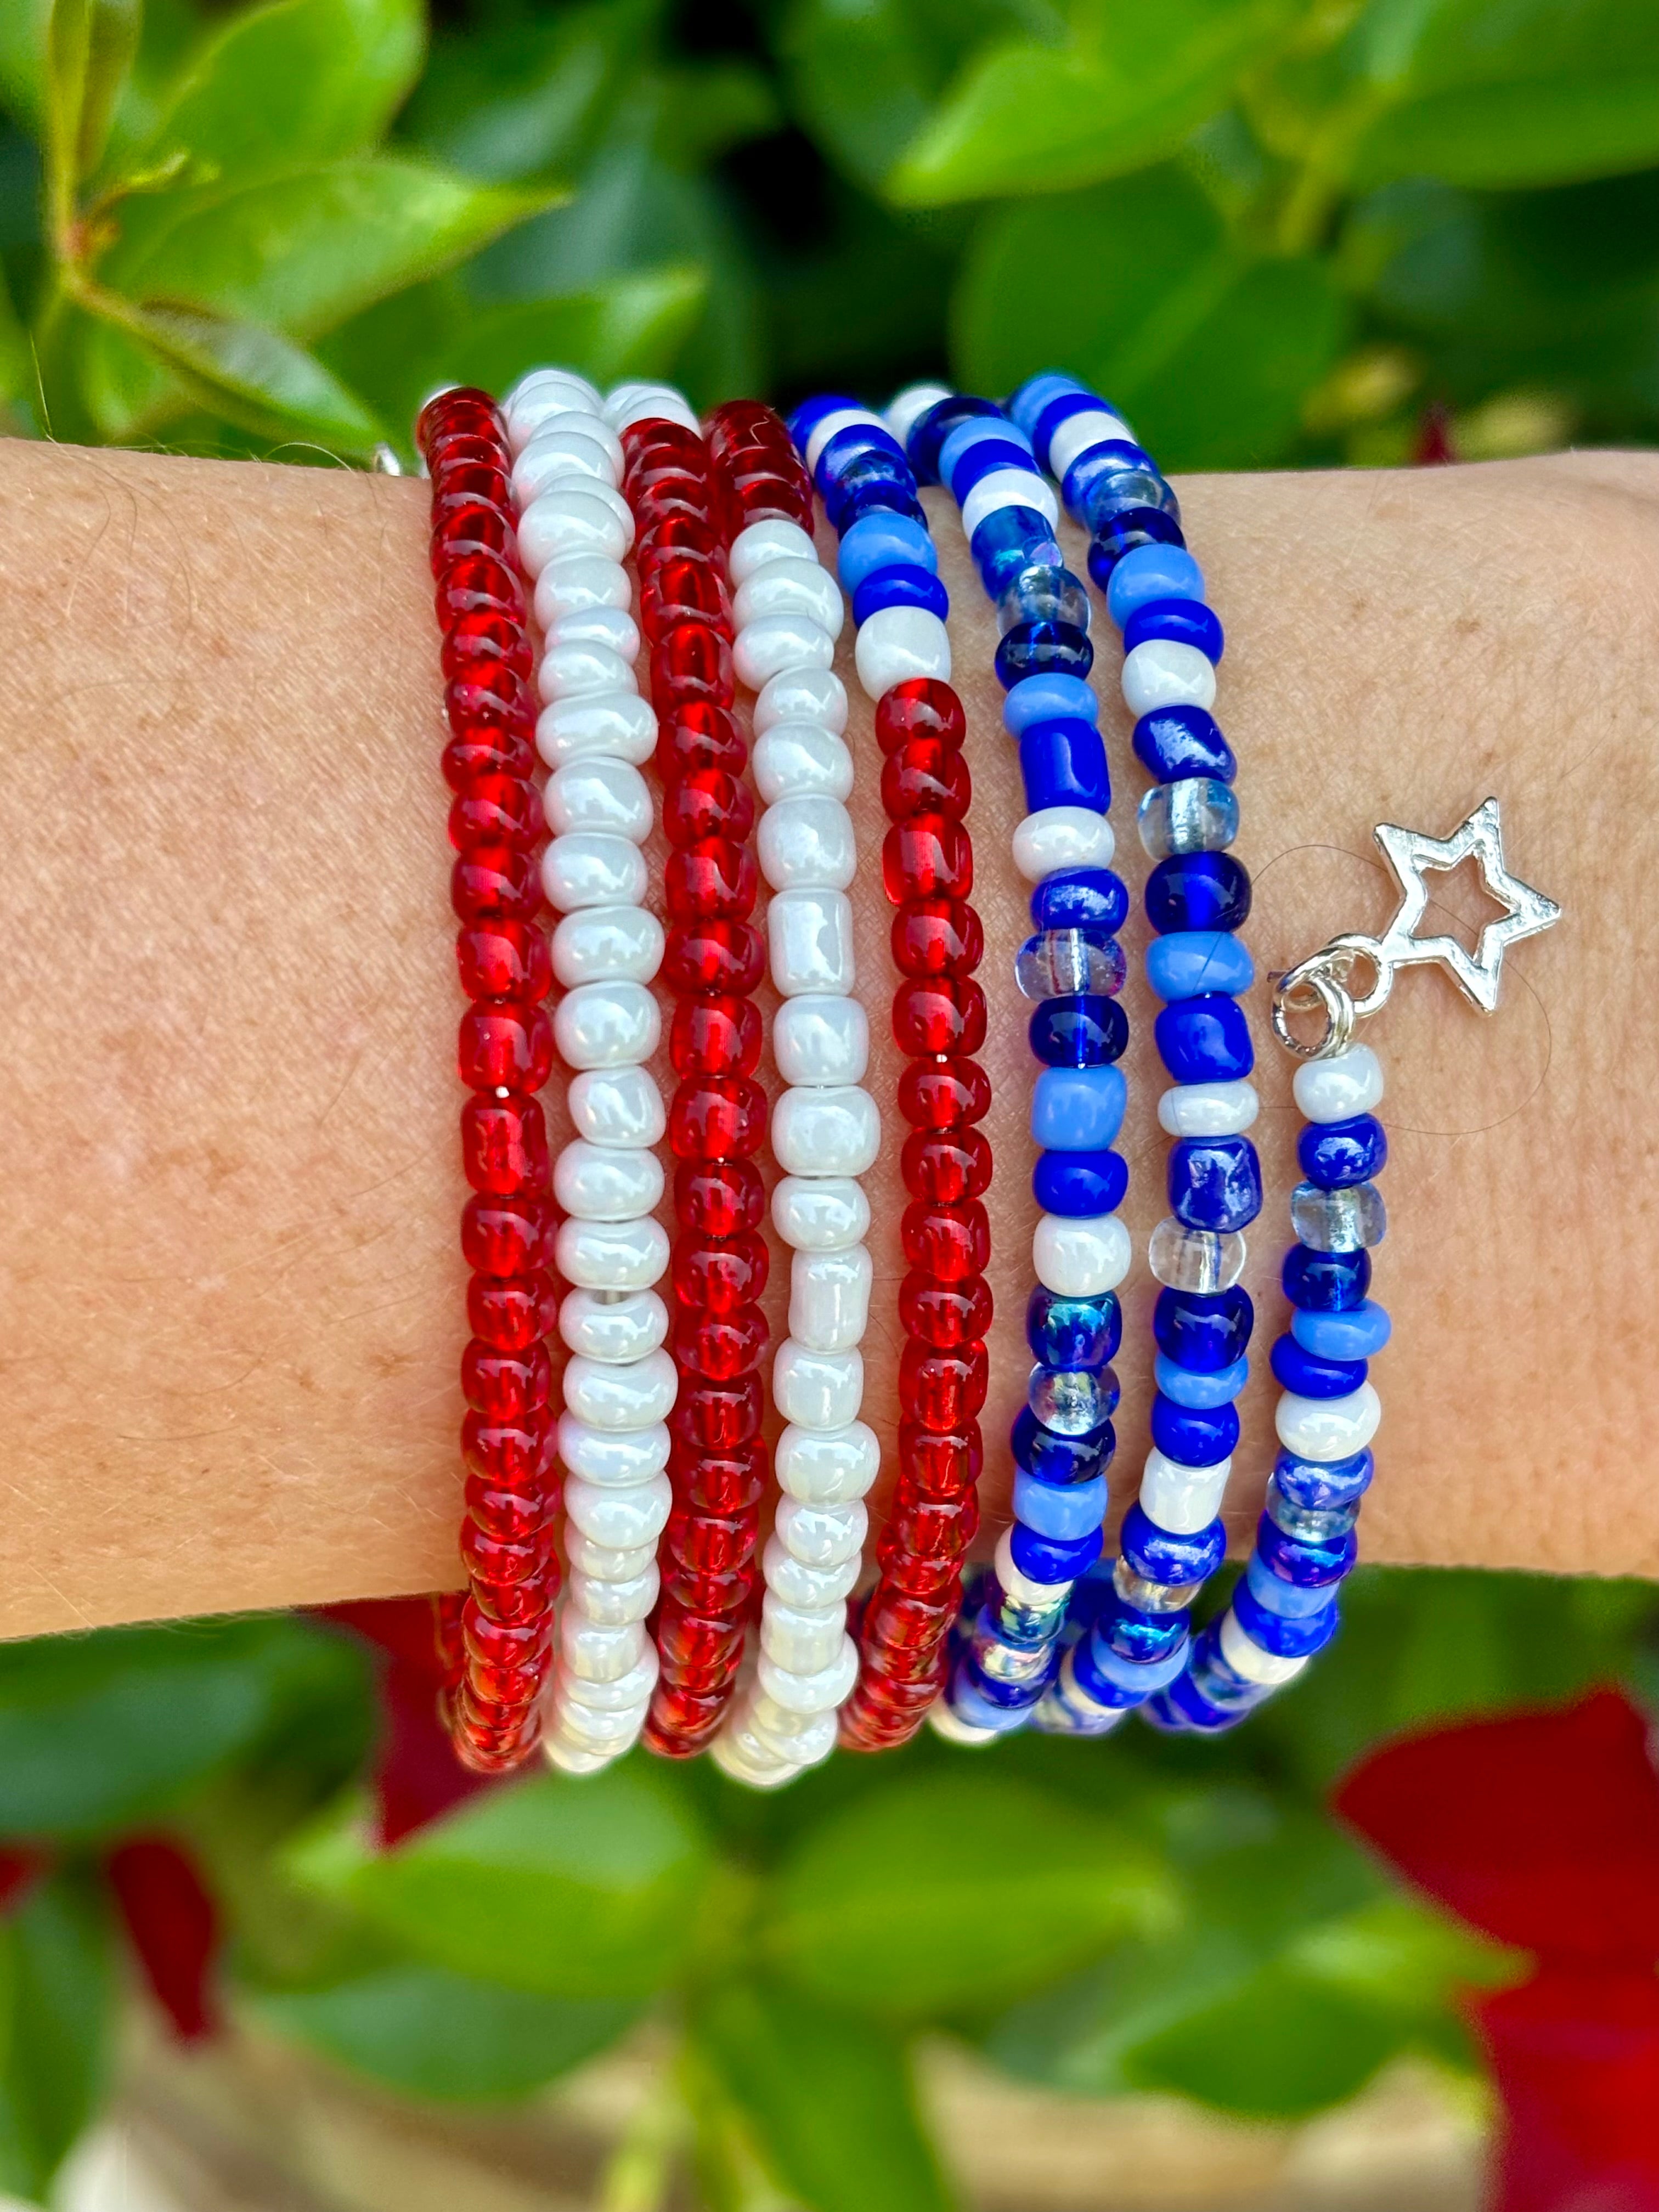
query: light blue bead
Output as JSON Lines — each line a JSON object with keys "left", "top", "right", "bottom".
{"left": 1155, "top": 1352, "right": 1249, "bottom": 1408}
{"left": 1107, "top": 542, "right": 1207, "bottom": 627}
{"left": 1014, "top": 1470, "right": 1108, "bottom": 1541}
{"left": 1010, "top": 373, "right": 1084, "bottom": 440}
{"left": 1292, "top": 1300, "right": 1392, "bottom": 1361}
{"left": 837, "top": 511, "right": 937, "bottom": 594}
{"left": 1144, "top": 929, "right": 1255, "bottom": 1002}
{"left": 938, "top": 413, "right": 1031, "bottom": 488}
{"left": 1031, "top": 1064, "right": 1127, "bottom": 1151}
{"left": 1003, "top": 672, "right": 1099, "bottom": 736}
{"left": 1245, "top": 1551, "right": 1335, "bottom": 1619}
{"left": 1084, "top": 1628, "right": 1189, "bottom": 1694}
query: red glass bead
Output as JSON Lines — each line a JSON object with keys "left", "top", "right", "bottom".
{"left": 460, "top": 1655, "right": 548, "bottom": 1712}
{"left": 461, "top": 1407, "right": 557, "bottom": 1489}
{"left": 670, "top": 1375, "right": 763, "bottom": 1450}
{"left": 657, "top": 703, "right": 748, "bottom": 783}
{"left": 443, "top": 721, "right": 535, "bottom": 792}
{"left": 431, "top": 459, "right": 512, "bottom": 511}
{"left": 436, "top": 553, "right": 524, "bottom": 625}
{"left": 465, "top": 1476, "right": 553, "bottom": 1542}
{"left": 706, "top": 400, "right": 780, "bottom": 453}
{"left": 901, "top": 1199, "right": 990, "bottom": 1280}
{"left": 664, "top": 1507, "right": 759, "bottom": 1575}
{"left": 665, "top": 838, "right": 757, "bottom": 922}
{"left": 452, "top": 844, "right": 541, "bottom": 923}
{"left": 676, "top": 1446, "right": 766, "bottom": 1516}
{"left": 898, "top": 1055, "right": 992, "bottom": 1130}
{"left": 651, "top": 621, "right": 734, "bottom": 713}
{"left": 644, "top": 1688, "right": 727, "bottom": 1755}
{"left": 460, "top": 1521, "right": 549, "bottom": 1587}
{"left": 441, "top": 608, "right": 532, "bottom": 685}
{"left": 900, "top": 1125, "right": 994, "bottom": 1204}
{"left": 890, "top": 898, "right": 983, "bottom": 975}
{"left": 669, "top": 1077, "right": 767, "bottom": 1160}
{"left": 458, "top": 1001, "right": 554, "bottom": 1093}
{"left": 428, "top": 430, "right": 507, "bottom": 475}
{"left": 672, "top": 1231, "right": 769, "bottom": 1313}
{"left": 872, "top": 1547, "right": 961, "bottom": 1603}
{"left": 449, "top": 774, "right": 541, "bottom": 852}
{"left": 885, "top": 1492, "right": 979, "bottom": 1560}
{"left": 656, "top": 1599, "right": 745, "bottom": 1667}
{"left": 469, "top": 1576, "right": 556, "bottom": 1637}
{"left": 429, "top": 499, "right": 515, "bottom": 575}
{"left": 461, "top": 1091, "right": 550, "bottom": 1195}
{"left": 636, "top": 513, "right": 721, "bottom": 578}
{"left": 640, "top": 553, "right": 731, "bottom": 644}
{"left": 900, "top": 1340, "right": 989, "bottom": 1430}
{"left": 466, "top": 1270, "right": 560, "bottom": 1352}
{"left": 663, "top": 919, "right": 765, "bottom": 996}
{"left": 864, "top": 1592, "right": 951, "bottom": 1652}
{"left": 882, "top": 737, "right": 971, "bottom": 822}
{"left": 882, "top": 815, "right": 972, "bottom": 902}
{"left": 664, "top": 768, "right": 755, "bottom": 849}
{"left": 892, "top": 976, "right": 988, "bottom": 1059}
{"left": 874, "top": 677, "right": 967, "bottom": 756}
{"left": 622, "top": 424, "right": 706, "bottom": 486}
{"left": 674, "top": 1302, "right": 767, "bottom": 1380}
{"left": 417, "top": 385, "right": 497, "bottom": 445}
{"left": 675, "top": 1158, "right": 766, "bottom": 1239}
{"left": 458, "top": 921, "right": 551, "bottom": 1004}
{"left": 671, "top": 994, "right": 763, "bottom": 1079}
{"left": 721, "top": 471, "right": 812, "bottom": 533}
{"left": 634, "top": 483, "right": 714, "bottom": 540}
{"left": 659, "top": 1559, "right": 755, "bottom": 1616}
{"left": 898, "top": 1271, "right": 994, "bottom": 1348}
{"left": 462, "top": 1339, "right": 552, "bottom": 1420}
{"left": 461, "top": 1192, "right": 553, "bottom": 1277}
{"left": 446, "top": 663, "right": 531, "bottom": 736}
{"left": 462, "top": 1597, "right": 553, "bottom": 1668}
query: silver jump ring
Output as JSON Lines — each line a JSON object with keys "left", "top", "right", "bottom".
{"left": 1272, "top": 958, "right": 1356, "bottom": 1061}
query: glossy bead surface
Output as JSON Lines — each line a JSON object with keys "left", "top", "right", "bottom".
{"left": 1299, "top": 1114, "right": 1388, "bottom": 1189}
{"left": 1169, "top": 1134, "right": 1263, "bottom": 1233}
{"left": 1017, "top": 928, "right": 1126, "bottom": 1001}
{"left": 1030, "top": 995, "right": 1129, "bottom": 1068}
{"left": 1154, "top": 994, "right": 1254, "bottom": 1084}
{"left": 1290, "top": 1181, "right": 1387, "bottom": 1253}
{"left": 1293, "top": 1045, "right": 1385, "bottom": 1124}
{"left": 1283, "top": 1244, "right": 1371, "bottom": 1312}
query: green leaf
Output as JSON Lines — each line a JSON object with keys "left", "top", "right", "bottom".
{"left": 955, "top": 164, "right": 1350, "bottom": 467}
{"left": 0, "top": 2, "right": 52, "bottom": 129}
{"left": 255, "top": 1961, "right": 637, "bottom": 2104}
{"left": 44, "top": 0, "right": 140, "bottom": 195}
{"left": 694, "top": 1978, "right": 955, "bottom": 2212}
{"left": 287, "top": 1767, "right": 713, "bottom": 2001}
{"left": 0, "top": 1871, "right": 114, "bottom": 2200}
{"left": 1122, "top": 1960, "right": 1403, "bottom": 2118}
{"left": 889, "top": 0, "right": 1301, "bottom": 204}
{"left": 767, "top": 1774, "right": 1175, "bottom": 2015}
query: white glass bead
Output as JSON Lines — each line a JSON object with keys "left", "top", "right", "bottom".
{"left": 772, "top": 1176, "right": 870, "bottom": 1251}
{"left": 558, "top": 1664, "right": 653, "bottom": 1720}
{"left": 760, "top": 1595, "right": 848, "bottom": 1675}
{"left": 710, "top": 1735, "right": 796, "bottom": 1789}
{"left": 516, "top": 405, "right": 623, "bottom": 471}
{"left": 1138, "top": 1447, "right": 1232, "bottom": 1535}
{"left": 1012, "top": 806, "right": 1115, "bottom": 881}
{"left": 1047, "top": 408, "right": 1134, "bottom": 477}
{"left": 930, "top": 1704, "right": 998, "bottom": 1747}
{"left": 605, "top": 380, "right": 698, "bottom": 432}
{"left": 962, "top": 466, "right": 1058, "bottom": 539}
{"left": 754, "top": 664, "right": 848, "bottom": 735}
{"left": 1276, "top": 1383, "right": 1382, "bottom": 1461}
{"left": 854, "top": 605, "right": 950, "bottom": 699}
{"left": 544, "top": 1737, "right": 610, "bottom": 1775}
{"left": 773, "top": 1344, "right": 865, "bottom": 1432}
{"left": 885, "top": 381, "right": 952, "bottom": 444}
{"left": 772, "top": 995, "right": 869, "bottom": 1086}
{"left": 536, "top": 690, "right": 656, "bottom": 769}
{"left": 774, "top": 1496, "right": 867, "bottom": 1570}
{"left": 569, "top": 1566, "right": 659, "bottom": 1627}
{"left": 512, "top": 428, "right": 617, "bottom": 503}
{"left": 734, "top": 611, "right": 836, "bottom": 692}
{"left": 758, "top": 797, "right": 856, "bottom": 893}
{"left": 566, "top": 1531, "right": 657, "bottom": 1581}
{"left": 555, "top": 1214, "right": 669, "bottom": 1291}
{"left": 1293, "top": 1043, "right": 1385, "bottom": 1124}
{"left": 1147, "top": 1215, "right": 1247, "bottom": 1293}
{"left": 552, "top": 979, "right": 659, "bottom": 1071}
{"left": 758, "top": 1638, "right": 859, "bottom": 1715}
{"left": 564, "top": 1348, "right": 676, "bottom": 1431}
{"left": 517, "top": 485, "right": 630, "bottom": 575}
{"left": 1033, "top": 1211, "right": 1131, "bottom": 1297}
{"left": 752, "top": 723, "right": 855, "bottom": 805}
{"left": 541, "top": 832, "right": 647, "bottom": 911}
{"left": 1121, "top": 637, "right": 1217, "bottom": 716}
{"left": 789, "top": 1244, "right": 872, "bottom": 1353}
{"left": 563, "top": 1470, "right": 672, "bottom": 1549}
{"left": 543, "top": 759, "right": 652, "bottom": 840}
{"left": 561, "top": 1615, "right": 647, "bottom": 1683}
{"left": 505, "top": 365, "right": 601, "bottom": 418}
{"left": 733, "top": 557, "right": 843, "bottom": 639}
{"left": 1158, "top": 1080, "right": 1260, "bottom": 1138}
{"left": 1220, "top": 1606, "right": 1308, "bottom": 1687}
{"left": 550, "top": 603, "right": 639, "bottom": 660}
{"left": 560, "top": 1288, "right": 668, "bottom": 1365}
{"left": 538, "top": 638, "right": 635, "bottom": 706}
{"left": 775, "top": 1418, "right": 879, "bottom": 1502}
{"left": 504, "top": 381, "right": 602, "bottom": 454}
{"left": 533, "top": 554, "right": 630, "bottom": 629}
{"left": 568, "top": 1065, "right": 665, "bottom": 1148}
{"left": 556, "top": 1414, "right": 672, "bottom": 1486}
{"left": 553, "top": 1141, "right": 663, "bottom": 1222}
{"left": 551, "top": 904, "right": 663, "bottom": 989}
{"left": 804, "top": 405, "right": 887, "bottom": 472}
{"left": 730, "top": 516, "right": 819, "bottom": 583}
{"left": 761, "top": 1534, "right": 861, "bottom": 1608}
{"left": 768, "top": 888, "right": 855, "bottom": 996}
{"left": 772, "top": 1085, "right": 879, "bottom": 1178}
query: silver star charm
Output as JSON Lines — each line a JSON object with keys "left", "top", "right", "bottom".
{"left": 1370, "top": 797, "right": 1561, "bottom": 1013}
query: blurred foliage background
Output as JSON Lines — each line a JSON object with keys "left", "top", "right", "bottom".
{"left": 2, "top": 0, "right": 1659, "bottom": 2202}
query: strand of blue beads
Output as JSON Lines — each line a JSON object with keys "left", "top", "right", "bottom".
{"left": 885, "top": 383, "right": 1133, "bottom": 1746}
{"left": 1003, "top": 373, "right": 1261, "bottom": 1737}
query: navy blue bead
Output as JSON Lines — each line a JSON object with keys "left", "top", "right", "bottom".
{"left": 908, "top": 394, "right": 1002, "bottom": 483}
{"left": 1010, "top": 1408, "right": 1115, "bottom": 1486}
{"left": 1283, "top": 1244, "right": 1371, "bottom": 1312}
{"left": 1034, "top": 1147, "right": 1128, "bottom": 1217}
{"left": 1010, "top": 1521, "right": 1103, "bottom": 1585}
{"left": 1256, "top": 1514, "right": 1358, "bottom": 1588}
{"left": 1154, "top": 993, "right": 1254, "bottom": 1083}
{"left": 851, "top": 564, "right": 949, "bottom": 626}
{"left": 786, "top": 393, "right": 857, "bottom": 451}
{"left": 1298, "top": 1114, "right": 1388, "bottom": 1190}
{"left": 1153, "top": 1285, "right": 1254, "bottom": 1370}
{"left": 1068, "top": 1637, "right": 1142, "bottom": 1712}
{"left": 1145, "top": 1668, "right": 1250, "bottom": 1735}
{"left": 948, "top": 437, "right": 1037, "bottom": 499}
{"left": 1030, "top": 995, "right": 1129, "bottom": 1068}
{"left": 1132, "top": 704, "right": 1237, "bottom": 785}
{"left": 1168, "top": 1134, "right": 1262, "bottom": 1233}
{"left": 1150, "top": 1394, "right": 1240, "bottom": 1467}
{"left": 1097, "top": 1590, "right": 1190, "bottom": 1666}
{"left": 1064, "top": 450, "right": 1177, "bottom": 530}
{"left": 963, "top": 1656, "right": 1050, "bottom": 1712}
{"left": 814, "top": 420, "right": 904, "bottom": 491}
{"left": 1273, "top": 1448, "right": 1374, "bottom": 1513}
{"left": 1019, "top": 719, "right": 1110, "bottom": 814}
{"left": 1145, "top": 850, "right": 1252, "bottom": 935}
{"left": 833, "top": 481, "right": 926, "bottom": 532}
{"left": 970, "top": 505, "right": 1063, "bottom": 595}
{"left": 1269, "top": 1334, "right": 1367, "bottom": 1400}
{"left": 1030, "top": 867, "right": 1129, "bottom": 934}
{"left": 824, "top": 458, "right": 917, "bottom": 533}
{"left": 1232, "top": 1579, "right": 1340, "bottom": 1658}
{"left": 1122, "top": 596, "right": 1224, "bottom": 663}
{"left": 1087, "top": 509, "right": 1184, "bottom": 586}
{"left": 1026, "top": 1286, "right": 1121, "bottom": 1369}
{"left": 1119, "top": 1503, "right": 1226, "bottom": 1588}
{"left": 1063, "top": 1559, "right": 1116, "bottom": 1635}
{"left": 995, "top": 620, "right": 1093, "bottom": 691}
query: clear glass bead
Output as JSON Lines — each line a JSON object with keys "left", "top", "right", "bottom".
{"left": 1112, "top": 1559, "right": 1189, "bottom": 1613}
{"left": 1137, "top": 777, "right": 1239, "bottom": 860}
{"left": 1265, "top": 1476, "right": 1360, "bottom": 1543}
{"left": 973, "top": 1620, "right": 1055, "bottom": 1685}
{"left": 1015, "top": 927, "right": 1127, "bottom": 1000}
{"left": 997, "top": 562, "right": 1091, "bottom": 636}
{"left": 1029, "top": 1363, "right": 1115, "bottom": 1436}
{"left": 1148, "top": 1215, "right": 1247, "bottom": 1293}
{"left": 1289, "top": 1179, "right": 1386, "bottom": 1253}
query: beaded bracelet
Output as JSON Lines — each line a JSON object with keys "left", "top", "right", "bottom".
{"left": 785, "top": 393, "right": 993, "bottom": 1751}
{"left": 883, "top": 385, "right": 1127, "bottom": 1743}
{"left": 417, "top": 384, "right": 560, "bottom": 1774}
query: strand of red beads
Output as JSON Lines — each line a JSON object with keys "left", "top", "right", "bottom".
{"left": 417, "top": 384, "right": 561, "bottom": 1775}
{"left": 622, "top": 403, "right": 772, "bottom": 1760}
{"left": 841, "top": 676, "right": 991, "bottom": 1749}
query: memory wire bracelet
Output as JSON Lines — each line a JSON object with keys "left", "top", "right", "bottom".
{"left": 889, "top": 385, "right": 1128, "bottom": 1744}
{"left": 1010, "top": 374, "right": 1260, "bottom": 1735}
{"left": 419, "top": 383, "right": 560, "bottom": 1775}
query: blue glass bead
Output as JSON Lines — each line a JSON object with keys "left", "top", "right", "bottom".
{"left": 1154, "top": 994, "right": 1254, "bottom": 1083}
{"left": 1145, "top": 929, "right": 1254, "bottom": 1002}
{"left": 1169, "top": 1134, "right": 1262, "bottom": 1233}
{"left": 1011, "top": 1520, "right": 1103, "bottom": 1585}
{"left": 1154, "top": 1351, "right": 1249, "bottom": 1408}
{"left": 979, "top": 1578, "right": 1065, "bottom": 1653}
{"left": 814, "top": 419, "right": 905, "bottom": 488}
{"left": 1119, "top": 1502, "right": 1226, "bottom": 1588}
{"left": 1087, "top": 509, "right": 1184, "bottom": 587}
{"left": 1009, "top": 372, "right": 1085, "bottom": 442}
{"left": 851, "top": 565, "right": 949, "bottom": 625}
{"left": 1080, "top": 1623, "right": 1190, "bottom": 1697}
{"left": 1003, "top": 670, "right": 1098, "bottom": 735}
{"left": 1029, "top": 1361, "right": 1120, "bottom": 1435}
{"left": 1273, "top": 1447, "right": 1373, "bottom": 1513}
{"left": 1266, "top": 1478, "right": 1359, "bottom": 1543}
{"left": 1026, "top": 387, "right": 1108, "bottom": 458}
{"left": 1064, "top": 1560, "right": 1116, "bottom": 1635}
{"left": 1096, "top": 1590, "right": 1190, "bottom": 1666}
{"left": 1011, "top": 1408, "right": 1115, "bottom": 1487}
{"left": 1270, "top": 1333, "right": 1366, "bottom": 1400}
{"left": 1150, "top": 1393, "right": 1239, "bottom": 1467}
{"left": 1145, "top": 1667, "right": 1254, "bottom": 1734}
{"left": 1064, "top": 1640, "right": 1141, "bottom": 1712}
{"left": 995, "top": 620, "right": 1093, "bottom": 691}
{"left": 958, "top": 1655, "right": 1048, "bottom": 1716}
{"left": 1256, "top": 1514, "right": 1357, "bottom": 1589}
{"left": 1133, "top": 704, "right": 1236, "bottom": 785}
{"left": 1291, "top": 1300, "right": 1391, "bottom": 1362}
{"left": 786, "top": 392, "right": 858, "bottom": 449}
{"left": 938, "top": 411, "right": 1030, "bottom": 478}
{"left": 836, "top": 509, "right": 937, "bottom": 591}
{"left": 1153, "top": 1284, "right": 1254, "bottom": 1370}
{"left": 972, "top": 505, "right": 1064, "bottom": 596}
{"left": 909, "top": 393, "right": 1002, "bottom": 483}
{"left": 1026, "top": 1285, "right": 1121, "bottom": 1369}
{"left": 1031, "top": 994, "right": 1128, "bottom": 1068}
{"left": 1031, "top": 1063, "right": 1126, "bottom": 1151}
{"left": 1030, "top": 866, "right": 1127, "bottom": 932}
{"left": 1123, "top": 596, "right": 1224, "bottom": 663}
{"left": 1034, "top": 1148, "right": 1127, "bottom": 1218}
{"left": 1231, "top": 1581, "right": 1340, "bottom": 1659}
{"left": 1298, "top": 1114, "right": 1389, "bottom": 1190}
{"left": 824, "top": 458, "right": 917, "bottom": 533}
{"left": 832, "top": 480, "right": 926, "bottom": 532}
{"left": 1107, "top": 543, "right": 1206, "bottom": 627}
{"left": 998, "top": 565, "right": 1091, "bottom": 636}
{"left": 1015, "top": 1468, "right": 1108, "bottom": 1541}
{"left": 1283, "top": 1244, "right": 1370, "bottom": 1312}
{"left": 1065, "top": 453, "right": 1178, "bottom": 534}
{"left": 949, "top": 437, "right": 1039, "bottom": 502}
{"left": 1019, "top": 719, "right": 1109, "bottom": 813}
{"left": 1244, "top": 1553, "right": 1339, "bottom": 1619}
{"left": 1145, "top": 851, "right": 1252, "bottom": 935}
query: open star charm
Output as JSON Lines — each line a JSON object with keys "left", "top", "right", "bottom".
{"left": 1368, "top": 797, "right": 1561, "bottom": 1013}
